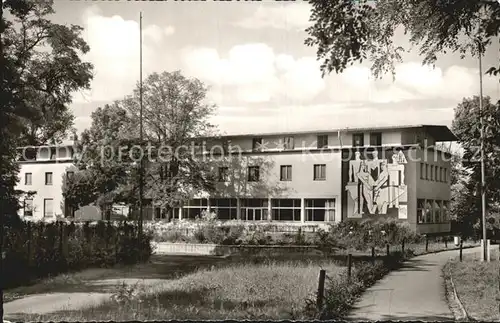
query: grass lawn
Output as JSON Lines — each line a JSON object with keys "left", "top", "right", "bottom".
{"left": 4, "top": 254, "right": 228, "bottom": 303}
{"left": 16, "top": 258, "right": 344, "bottom": 321}
{"left": 444, "top": 249, "right": 500, "bottom": 322}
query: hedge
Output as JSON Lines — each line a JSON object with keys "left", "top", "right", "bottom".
{"left": 2, "top": 219, "right": 152, "bottom": 289}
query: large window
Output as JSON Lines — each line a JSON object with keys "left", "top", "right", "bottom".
{"left": 424, "top": 200, "right": 432, "bottom": 223}
{"left": 252, "top": 138, "right": 263, "bottom": 151}
{"left": 430, "top": 165, "right": 434, "bottom": 181}
{"left": 182, "top": 199, "right": 208, "bottom": 219}
{"left": 283, "top": 136, "right": 294, "bottom": 150}
{"left": 317, "top": 135, "right": 328, "bottom": 149}
{"left": 425, "top": 164, "right": 429, "bottom": 180}
{"left": 442, "top": 201, "right": 449, "bottom": 222}
{"left": 369, "top": 132, "right": 382, "bottom": 146}
{"left": 352, "top": 133, "right": 364, "bottom": 147}
{"left": 211, "top": 198, "right": 237, "bottom": 220}
{"left": 248, "top": 166, "right": 260, "bottom": 182}
{"left": 43, "top": 198, "right": 54, "bottom": 218}
{"left": 272, "top": 199, "right": 301, "bottom": 221}
{"left": 420, "top": 163, "right": 425, "bottom": 180}
{"left": 417, "top": 199, "right": 425, "bottom": 224}
{"left": 313, "top": 164, "right": 326, "bottom": 181}
{"left": 24, "top": 199, "right": 33, "bottom": 217}
{"left": 280, "top": 165, "right": 292, "bottom": 181}
{"left": 25, "top": 172, "right": 32, "bottom": 185}
{"left": 305, "top": 199, "right": 335, "bottom": 222}
{"left": 241, "top": 199, "right": 268, "bottom": 221}
{"left": 434, "top": 166, "right": 438, "bottom": 182}
{"left": 45, "top": 172, "right": 53, "bottom": 185}
{"left": 433, "top": 200, "right": 441, "bottom": 223}
{"left": 444, "top": 168, "right": 448, "bottom": 182}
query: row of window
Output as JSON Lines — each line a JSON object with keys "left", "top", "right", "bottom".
{"left": 23, "top": 198, "right": 54, "bottom": 217}
{"left": 416, "top": 199, "right": 449, "bottom": 224}
{"left": 419, "top": 163, "right": 448, "bottom": 182}
{"left": 218, "top": 164, "right": 327, "bottom": 182}
{"left": 24, "top": 171, "right": 74, "bottom": 186}
{"left": 248, "top": 133, "right": 382, "bottom": 151}
{"left": 181, "top": 198, "right": 336, "bottom": 222}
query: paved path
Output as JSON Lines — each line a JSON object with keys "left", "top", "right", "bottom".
{"left": 347, "top": 246, "right": 481, "bottom": 321}
{"left": 4, "top": 278, "right": 168, "bottom": 316}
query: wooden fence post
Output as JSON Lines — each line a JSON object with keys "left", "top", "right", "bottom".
{"left": 445, "top": 236, "right": 448, "bottom": 248}
{"left": 402, "top": 239, "right": 405, "bottom": 254}
{"left": 371, "top": 246, "right": 375, "bottom": 263}
{"left": 425, "top": 235, "right": 429, "bottom": 252}
{"left": 347, "top": 253, "right": 352, "bottom": 280}
{"left": 386, "top": 244, "right": 390, "bottom": 256}
{"left": 459, "top": 240, "right": 463, "bottom": 262}
{"left": 317, "top": 269, "right": 326, "bottom": 310}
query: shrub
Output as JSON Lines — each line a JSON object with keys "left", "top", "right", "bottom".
{"left": 306, "top": 250, "right": 408, "bottom": 319}
{"left": 2, "top": 220, "right": 153, "bottom": 289}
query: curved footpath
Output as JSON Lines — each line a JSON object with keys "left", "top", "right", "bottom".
{"left": 347, "top": 246, "right": 481, "bottom": 321}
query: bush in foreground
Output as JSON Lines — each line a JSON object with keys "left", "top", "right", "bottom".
{"left": 305, "top": 250, "right": 412, "bottom": 319}
{"left": 2, "top": 220, "right": 153, "bottom": 289}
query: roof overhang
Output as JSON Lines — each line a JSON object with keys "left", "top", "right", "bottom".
{"left": 422, "top": 125, "right": 458, "bottom": 142}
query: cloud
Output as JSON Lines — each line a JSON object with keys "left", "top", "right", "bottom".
{"left": 182, "top": 43, "right": 324, "bottom": 103}
{"left": 73, "top": 6, "right": 175, "bottom": 103}
{"left": 234, "top": 2, "right": 312, "bottom": 30}
{"left": 325, "top": 62, "right": 499, "bottom": 104}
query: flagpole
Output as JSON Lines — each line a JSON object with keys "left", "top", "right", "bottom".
{"left": 138, "top": 12, "right": 144, "bottom": 239}
{"left": 478, "top": 38, "right": 487, "bottom": 262}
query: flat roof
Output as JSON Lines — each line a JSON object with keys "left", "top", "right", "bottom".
{"left": 207, "top": 124, "right": 458, "bottom": 142}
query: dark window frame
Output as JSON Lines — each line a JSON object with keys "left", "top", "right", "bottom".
{"left": 313, "top": 164, "right": 326, "bottom": 181}
{"left": 352, "top": 133, "right": 364, "bottom": 147}
{"left": 252, "top": 138, "right": 263, "bottom": 151}
{"left": 280, "top": 165, "right": 292, "bottom": 181}
{"left": 317, "top": 135, "right": 328, "bottom": 149}
{"left": 45, "top": 172, "right": 53, "bottom": 185}
{"left": 248, "top": 166, "right": 260, "bottom": 182}
{"left": 369, "top": 132, "right": 382, "bottom": 146}
{"left": 25, "top": 172, "right": 32, "bottom": 185}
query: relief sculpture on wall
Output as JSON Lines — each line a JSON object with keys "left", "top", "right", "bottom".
{"left": 346, "top": 150, "right": 408, "bottom": 219}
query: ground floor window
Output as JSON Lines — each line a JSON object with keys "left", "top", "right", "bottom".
{"left": 24, "top": 199, "right": 33, "bottom": 217}
{"left": 305, "top": 199, "right": 335, "bottom": 222}
{"left": 211, "top": 198, "right": 238, "bottom": 220}
{"left": 43, "top": 198, "right": 54, "bottom": 218}
{"left": 417, "top": 199, "right": 425, "bottom": 224}
{"left": 271, "top": 199, "right": 301, "bottom": 221}
{"left": 182, "top": 199, "right": 208, "bottom": 219}
{"left": 417, "top": 198, "right": 450, "bottom": 224}
{"left": 241, "top": 198, "right": 268, "bottom": 221}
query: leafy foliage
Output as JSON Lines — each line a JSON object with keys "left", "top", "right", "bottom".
{"left": 306, "top": 0, "right": 500, "bottom": 79}
{"left": 2, "top": 0, "right": 93, "bottom": 146}
{"left": 0, "top": 0, "right": 93, "bottom": 221}
{"left": 451, "top": 96, "right": 500, "bottom": 237}
{"left": 64, "top": 71, "right": 218, "bottom": 215}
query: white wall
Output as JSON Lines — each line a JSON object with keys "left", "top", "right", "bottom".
{"left": 16, "top": 161, "right": 76, "bottom": 220}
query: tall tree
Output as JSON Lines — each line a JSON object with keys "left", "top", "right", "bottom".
{"left": 3, "top": 0, "right": 93, "bottom": 146}
{"left": 305, "top": 0, "right": 500, "bottom": 78}
{"left": 63, "top": 104, "right": 135, "bottom": 216}
{"left": 117, "top": 71, "right": 217, "bottom": 214}
{"left": 65, "top": 71, "right": 218, "bottom": 218}
{"left": 451, "top": 96, "right": 500, "bottom": 237}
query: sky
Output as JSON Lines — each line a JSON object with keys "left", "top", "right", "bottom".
{"left": 50, "top": 1, "right": 500, "bottom": 137}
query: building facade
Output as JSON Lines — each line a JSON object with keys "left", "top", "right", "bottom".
{"left": 16, "top": 124, "right": 456, "bottom": 234}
